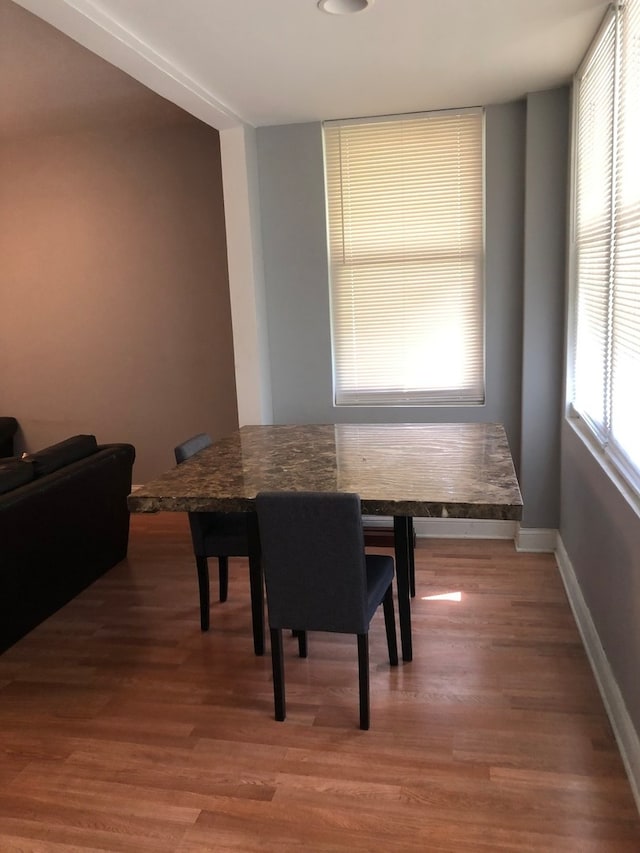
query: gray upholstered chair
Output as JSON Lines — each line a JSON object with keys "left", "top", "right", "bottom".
{"left": 255, "top": 490, "right": 398, "bottom": 730}
{"left": 174, "top": 434, "right": 249, "bottom": 631}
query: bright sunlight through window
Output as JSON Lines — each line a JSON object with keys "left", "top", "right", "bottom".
{"left": 571, "top": 0, "right": 640, "bottom": 494}
{"left": 323, "top": 110, "right": 485, "bottom": 407}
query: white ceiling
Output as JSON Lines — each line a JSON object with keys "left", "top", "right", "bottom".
{"left": 9, "top": 0, "right": 609, "bottom": 130}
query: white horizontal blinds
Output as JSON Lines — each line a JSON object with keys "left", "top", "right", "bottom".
{"left": 572, "top": 0, "right": 640, "bottom": 492}
{"left": 573, "top": 12, "right": 616, "bottom": 440}
{"left": 324, "top": 110, "right": 484, "bottom": 406}
{"left": 611, "top": 0, "right": 640, "bottom": 475}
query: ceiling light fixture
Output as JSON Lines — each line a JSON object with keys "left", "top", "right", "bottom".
{"left": 318, "top": 0, "right": 373, "bottom": 15}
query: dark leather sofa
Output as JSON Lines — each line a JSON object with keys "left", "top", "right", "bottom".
{"left": 0, "top": 417, "right": 18, "bottom": 458}
{"left": 0, "top": 434, "right": 135, "bottom": 652}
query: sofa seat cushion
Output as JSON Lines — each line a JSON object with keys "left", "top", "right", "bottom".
{"left": 0, "top": 458, "right": 34, "bottom": 494}
{"left": 24, "top": 434, "right": 99, "bottom": 477}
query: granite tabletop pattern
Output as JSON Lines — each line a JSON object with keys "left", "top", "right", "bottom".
{"left": 128, "top": 423, "right": 523, "bottom": 520}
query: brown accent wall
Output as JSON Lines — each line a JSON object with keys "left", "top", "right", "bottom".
{"left": 0, "top": 6, "right": 238, "bottom": 481}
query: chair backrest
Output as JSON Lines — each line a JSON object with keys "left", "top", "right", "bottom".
{"left": 255, "top": 491, "right": 369, "bottom": 635}
{"left": 174, "top": 433, "right": 212, "bottom": 465}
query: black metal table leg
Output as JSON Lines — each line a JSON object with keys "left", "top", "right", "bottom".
{"left": 408, "top": 517, "right": 416, "bottom": 598}
{"left": 247, "top": 511, "right": 264, "bottom": 656}
{"left": 393, "top": 515, "right": 413, "bottom": 662}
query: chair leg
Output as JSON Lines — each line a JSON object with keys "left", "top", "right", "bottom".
{"left": 217, "top": 556, "right": 229, "bottom": 603}
{"left": 195, "top": 556, "right": 210, "bottom": 631}
{"left": 296, "top": 630, "right": 308, "bottom": 658}
{"left": 357, "top": 633, "right": 370, "bottom": 731}
{"left": 382, "top": 584, "right": 399, "bottom": 666}
{"left": 271, "top": 628, "right": 286, "bottom": 722}
{"left": 247, "top": 511, "right": 265, "bottom": 657}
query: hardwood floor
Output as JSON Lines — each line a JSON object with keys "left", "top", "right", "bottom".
{"left": 1, "top": 513, "right": 639, "bottom": 852}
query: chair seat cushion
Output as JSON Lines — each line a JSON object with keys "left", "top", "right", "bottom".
{"left": 365, "top": 554, "right": 395, "bottom": 622}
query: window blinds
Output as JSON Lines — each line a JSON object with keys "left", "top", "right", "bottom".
{"left": 573, "top": 0, "right": 640, "bottom": 488}
{"left": 323, "top": 110, "right": 485, "bottom": 407}
{"left": 611, "top": 0, "right": 640, "bottom": 478}
{"left": 573, "top": 12, "right": 616, "bottom": 440}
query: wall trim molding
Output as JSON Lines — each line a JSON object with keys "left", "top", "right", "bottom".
{"left": 362, "top": 516, "right": 518, "bottom": 540}
{"left": 555, "top": 536, "right": 640, "bottom": 814}
{"left": 13, "top": 0, "right": 242, "bottom": 130}
{"left": 515, "top": 527, "right": 558, "bottom": 552}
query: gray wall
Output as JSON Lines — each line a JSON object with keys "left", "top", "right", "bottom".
{"left": 255, "top": 88, "right": 640, "bottom": 750}
{"left": 255, "top": 123, "right": 333, "bottom": 425}
{"left": 560, "top": 421, "right": 640, "bottom": 736}
{"left": 256, "top": 103, "right": 527, "bottom": 473}
{"left": 256, "top": 97, "right": 575, "bottom": 527}
{"left": 521, "top": 88, "right": 569, "bottom": 528}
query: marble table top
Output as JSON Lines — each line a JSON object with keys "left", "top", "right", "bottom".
{"left": 128, "top": 423, "right": 523, "bottom": 520}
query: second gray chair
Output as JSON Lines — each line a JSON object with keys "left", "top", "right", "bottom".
{"left": 256, "top": 490, "right": 398, "bottom": 730}
{"left": 174, "top": 433, "right": 249, "bottom": 631}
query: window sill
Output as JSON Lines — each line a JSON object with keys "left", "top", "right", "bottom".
{"left": 565, "top": 414, "right": 640, "bottom": 520}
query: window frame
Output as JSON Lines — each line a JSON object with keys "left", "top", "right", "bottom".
{"left": 566, "top": 1, "right": 640, "bottom": 502}
{"left": 322, "top": 108, "right": 487, "bottom": 409}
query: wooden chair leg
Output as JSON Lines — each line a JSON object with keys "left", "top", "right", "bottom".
{"left": 357, "top": 633, "right": 370, "bottom": 731}
{"left": 195, "top": 556, "right": 210, "bottom": 631}
{"left": 271, "top": 628, "right": 286, "bottom": 722}
{"left": 382, "top": 584, "right": 399, "bottom": 666}
{"left": 217, "top": 556, "right": 229, "bottom": 603}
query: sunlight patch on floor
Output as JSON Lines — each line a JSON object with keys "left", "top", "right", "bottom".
{"left": 422, "top": 591, "right": 462, "bottom": 602}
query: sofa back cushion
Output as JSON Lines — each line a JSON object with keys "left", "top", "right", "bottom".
{"left": 0, "top": 458, "right": 35, "bottom": 494}
{"left": 24, "top": 434, "right": 99, "bottom": 477}
{"left": 0, "top": 417, "right": 19, "bottom": 458}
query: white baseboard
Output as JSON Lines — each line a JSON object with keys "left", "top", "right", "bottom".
{"left": 555, "top": 536, "right": 640, "bottom": 814}
{"left": 363, "top": 516, "right": 518, "bottom": 539}
{"left": 414, "top": 518, "right": 518, "bottom": 539}
{"left": 367, "top": 518, "right": 556, "bottom": 549}
{"left": 515, "top": 527, "right": 558, "bottom": 553}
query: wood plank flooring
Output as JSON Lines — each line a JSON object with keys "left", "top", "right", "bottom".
{"left": 1, "top": 513, "right": 639, "bottom": 852}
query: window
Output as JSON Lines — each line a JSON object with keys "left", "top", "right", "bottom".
{"left": 323, "top": 109, "right": 485, "bottom": 407}
{"left": 571, "top": 0, "right": 640, "bottom": 492}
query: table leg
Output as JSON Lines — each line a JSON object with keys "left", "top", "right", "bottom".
{"left": 409, "top": 517, "right": 416, "bottom": 598}
{"left": 247, "top": 511, "right": 264, "bottom": 656}
{"left": 393, "top": 515, "right": 413, "bottom": 662}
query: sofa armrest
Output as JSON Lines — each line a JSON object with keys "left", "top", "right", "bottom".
{"left": 0, "top": 442, "right": 136, "bottom": 652}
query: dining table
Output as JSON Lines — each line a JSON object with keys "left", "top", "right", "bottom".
{"left": 127, "top": 422, "right": 523, "bottom": 662}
